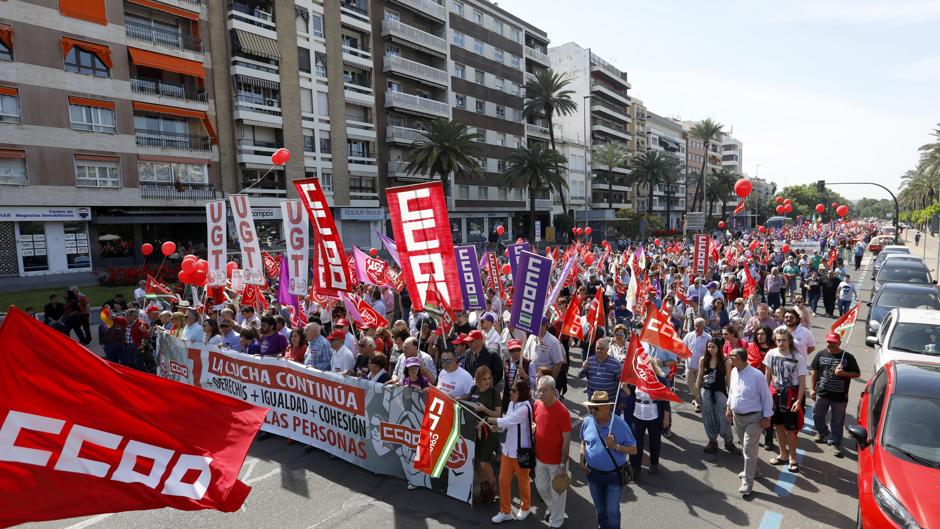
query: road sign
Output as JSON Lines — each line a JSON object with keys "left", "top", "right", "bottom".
{"left": 686, "top": 212, "right": 706, "bottom": 231}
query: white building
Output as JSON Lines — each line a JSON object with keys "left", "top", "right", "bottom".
{"left": 720, "top": 132, "right": 744, "bottom": 174}
{"left": 646, "top": 112, "right": 687, "bottom": 230}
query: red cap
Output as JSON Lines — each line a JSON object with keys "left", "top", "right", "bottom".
{"left": 507, "top": 338, "right": 523, "bottom": 350}
{"left": 334, "top": 318, "right": 350, "bottom": 328}
{"left": 825, "top": 332, "right": 842, "bottom": 344}
{"left": 145, "top": 305, "right": 161, "bottom": 314}
{"left": 451, "top": 333, "right": 468, "bottom": 345}
{"left": 327, "top": 329, "right": 346, "bottom": 341}
{"left": 466, "top": 329, "right": 485, "bottom": 342}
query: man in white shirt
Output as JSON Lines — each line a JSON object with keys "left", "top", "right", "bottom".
{"left": 702, "top": 281, "right": 724, "bottom": 311}
{"left": 524, "top": 317, "right": 564, "bottom": 381}
{"left": 388, "top": 337, "right": 437, "bottom": 385}
{"left": 479, "top": 312, "right": 502, "bottom": 354}
{"left": 333, "top": 318, "right": 358, "bottom": 354}
{"left": 133, "top": 280, "right": 147, "bottom": 307}
{"left": 328, "top": 329, "right": 355, "bottom": 374}
{"left": 238, "top": 306, "right": 261, "bottom": 330}
{"left": 682, "top": 318, "right": 711, "bottom": 412}
{"left": 775, "top": 309, "right": 816, "bottom": 358}
{"left": 181, "top": 310, "right": 204, "bottom": 343}
{"left": 436, "top": 350, "right": 474, "bottom": 399}
{"left": 725, "top": 348, "right": 773, "bottom": 497}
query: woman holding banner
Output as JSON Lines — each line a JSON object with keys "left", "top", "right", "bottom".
{"left": 469, "top": 365, "right": 501, "bottom": 505}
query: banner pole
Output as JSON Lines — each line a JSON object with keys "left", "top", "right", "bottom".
{"left": 455, "top": 399, "right": 488, "bottom": 424}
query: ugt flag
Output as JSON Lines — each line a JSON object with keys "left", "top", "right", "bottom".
{"left": 414, "top": 387, "right": 460, "bottom": 478}
{"left": 0, "top": 308, "right": 267, "bottom": 528}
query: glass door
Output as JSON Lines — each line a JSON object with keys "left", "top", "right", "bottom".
{"left": 17, "top": 222, "right": 49, "bottom": 273}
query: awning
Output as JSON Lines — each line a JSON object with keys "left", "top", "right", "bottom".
{"left": 233, "top": 74, "right": 279, "bottom": 91}
{"left": 61, "top": 37, "right": 112, "bottom": 68}
{"left": 75, "top": 154, "right": 119, "bottom": 162}
{"left": 0, "top": 24, "right": 12, "bottom": 51}
{"left": 0, "top": 86, "right": 17, "bottom": 97}
{"left": 128, "top": 47, "right": 204, "bottom": 78}
{"left": 234, "top": 29, "right": 280, "bottom": 60}
{"left": 132, "top": 101, "right": 217, "bottom": 143}
{"left": 126, "top": 0, "right": 199, "bottom": 20}
{"left": 59, "top": 0, "right": 107, "bottom": 25}
{"left": 0, "top": 149, "right": 26, "bottom": 158}
{"left": 68, "top": 96, "right": 114, "bottom": 109}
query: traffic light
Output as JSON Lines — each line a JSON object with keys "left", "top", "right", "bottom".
{"left": 816, "top": 180, "right": 825, "bottom": 193}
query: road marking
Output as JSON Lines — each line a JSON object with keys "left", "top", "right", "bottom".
{"left": 772, "top": 448, "right": 805, "bottom": 497}
{"left": 802, "top": 405, "right": 816, "bottom": 435}
{"left": 62, "top": 514, "right": 113, "bottom": 529}
{"left": 239, "top": 457, "right": 259, "bottom": 481}
{"left": 757, "top": 510, "right": 783, "bottom": 529}
{"left": 245, "top": 468, "right": 281, "bottom": 485}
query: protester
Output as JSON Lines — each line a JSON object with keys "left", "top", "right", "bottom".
{"left": 436, "top": 349, "right": 474, "bottom": 399}
{"left": 726, "top": 348, "right": 774, "bottom": 497}
{"left": 366, "top": 353, "right": 390, "bottom": 384}
{"left": 501, "top": 338, "right": 530, "bottom": 409}
{"left": 43, "top": 294, "right": 66, "bottom": 332}
{"left": 182, "top": 310, "right": 204, "bottom": 343}
{"left": 328, "top": 329, "right": 355, "bottom": 373}
{"left": 579, "top": 391, "right": 636, "bottom": 529}
{"left": 466, "top": 329, "right": 503, "bottom": 387}
{"left": 696, "top": 338, "right": 740, "bottom": 455}
{"left": 400, "top": 356, "right": 430, "bottom": 391}
{"left": 579, "top": 337, "right": 628, "bottom": 416}
{"left": 303, "top": 321, "right": 331, "bottom": 370}
{"left": 220, "top": 320, "right": 240, "bottom": 351}
{"left": 284, "top": 328, "right": 307, "bottom": 363}
{"left": 820, "top": 269, "right": 839, "bottom": 317}
{"left": 488, "top": 379, "right": 534, "bottom": 523}
{"left": 258, "top": 316, "right": 287, "bottom": 357}
{"left": 682, "top": 318, "right": 711, "bottom": 412}
{"left": 469, "top": 365, "right": 501, "bottom": 504}
{"left": 778, "top": 309, "right": 816, "bottom": 358}
{"left": 836, "top": 274, "right": 857, "bottom": 316}
{"left": 532, "top": 376, "right": 571, "bottom": 528}
{"left": 809, "top": 333, "right": 861, "bottom": 458}
{"left": 202, "top": 318, "right": 222, "bottom": 346}
{"left": 239, "top": 328, "right": 261, "bottom": 355}
{"left": 765, "top": 328, "right": 807, "bottom": 473}
{"left": 388, "top": 337, "right": 437, "bottom": 385}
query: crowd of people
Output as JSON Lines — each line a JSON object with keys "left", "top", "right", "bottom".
{"left": 16, "top": 220, "right": 882, "bottom": 529}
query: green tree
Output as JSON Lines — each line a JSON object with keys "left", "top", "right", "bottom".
{"left": 689, "top": 118, "right": 723, "bottom": 212}
{"left": 504, "top": 143, "right": 569, "bottom": 241}
{"left": 523, "top": 69, "right": 578, "bottom": 211}
{"left": 854, "top": 198, "right": 895, "bottom": 219}
{"left": 592, "top": 142, "right": 630, "bottom": 209}
{"left": 707, "top": 169, "right": 737, "bottom": 222}
{"left": 767, "top": 183, "right": 850, "bottom": 220}
{"left": 404, "top": 118, "right": 484, "bottom": 198}
{"left": 629, "top": 151, "right": 681, "bottom": 228}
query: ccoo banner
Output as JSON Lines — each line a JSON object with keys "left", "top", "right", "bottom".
{"left": 280, "top": 200, "right": 309, "bottom": 296}
{"left": 509, "top": 250, "right": 552, "bottom": 334}
{"left": 454, "top": 245, "right": 485, "bottom": 311}
{"left": 205, "top": 200, "right": 227, "bottom": 287}
{"left": 229, "top": 194, "right": 265, "bottom": 285}
{"left": 294, "top": 177, "right": 353, "bottom": 293}
{"left": 507, "top": 242, "right": 532, "bottom": 279}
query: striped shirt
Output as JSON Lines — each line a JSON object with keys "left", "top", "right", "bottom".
{"left": 580, "top": 354, "right": 622, "bottom": 397}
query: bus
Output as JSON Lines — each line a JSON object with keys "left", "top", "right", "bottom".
{"left": 764, "top": 216, "right": 794, "bottom": 231}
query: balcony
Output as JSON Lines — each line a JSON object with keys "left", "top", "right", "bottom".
{"left": 590, "top": 55, "right": 630, "bottom": 89}
{"left": 135, "top": 130, "right": 210, "bottom": 152}
{"left": 131, "top": 78, "right": 207, "bottom": 104}
{"left": 126, "top": 22, "right": 203, "bottom": 53}
{"left": 383, "top": 55, "right": 447, "bottom": 87}
{"left": 387, "top": 160, "right": 430, "bottom": 180}
{"left": 526, "top": 122, "right": 550, "bottom": 139}
{"left": 389, "top": 0, "right": 445, "bottom": 21}
{"left": 240, "top": 170, "right": 286, "bottom": 197}
{"left": 228, "top": 2, "right": 276, "bottom": 31}
{"left": 524, "top": 46, "right": 549, "bottom": 66}
{"left": 386, "top": 125, "right": 425, "bottom": 144}
{"left": 341, "top": 44, "right": 373, "bottom": 70}
{"left": 385, "top": 90, "right": 449, "bottom": 118}
{"left": 382, "top": 19, "right": 446, "bottom": 57}
{"left": 525, "top": 71, "right": 537, "bottom": 84}
{"left": 235, "top": 93, "right": 281, "bottom": 116}
{"left": 140, "top": 181, "right": 217, "bottom": 200}
{"left": 592, "top": 119, "right": 630, "bottom": 141}
{"left": 591, "top": 81, "right": 631, "bottom": 107}
{"left": 590, "top": 98, "right": 629, "bottom": 123}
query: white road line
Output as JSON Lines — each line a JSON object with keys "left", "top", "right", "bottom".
{"left": 239, "top": 457, "right": 259, "bottom": 481}
{"left": 62, "top": 514, "right": 113, "bottom": 529}
{"left": 244, "top": 468, "right": 281, "bottom": 485}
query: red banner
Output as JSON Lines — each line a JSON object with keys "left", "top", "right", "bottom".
{"left": 639, "top": 309, "right": 692, "bottom": 359}
{"left": 485, "top": 252, "right": 506, "bottom": 301}
{"left": 294, "top": 177, "right": 354, "bottom": 293}
{"left": 383, "top": 266, "right": 405, "bottom": 292}
{"left": 354, "top": 295, "right": 388, "bottom": 329}
{"left": 261, "top": 250, "right": 280, "bottom": 280}
{"left": 386, "top": 182, "right": 462, "bottom": 312}
{"left": 0, "top": 308, "right": 266, "bottom": 527}
{"left": 585, "top": 288, "right": 605, "bottom": 329}
{"left": 560, "top": 294, "right": 584, "bottom": 340}
{"left": 414, "top": 386, "right": 460, "bottom": 478}
{"left": 693, "top": 234, "right": 709, "bottom": 278}
{"left": 621, "top": 334, "right": 683, "bottom": 403}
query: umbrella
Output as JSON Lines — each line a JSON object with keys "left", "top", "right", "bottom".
{"left": 98, "top": 234, "right": 122, "bottom": 241}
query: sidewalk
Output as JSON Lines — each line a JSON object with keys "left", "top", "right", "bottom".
{"left": 903, "top": 228, "right": 940, "bottom": 276}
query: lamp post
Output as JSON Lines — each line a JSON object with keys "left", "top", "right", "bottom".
{"left": 583, "top": 94, "right": 591, "bottom": 231}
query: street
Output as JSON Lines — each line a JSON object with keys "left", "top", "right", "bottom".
{"left": 18, "top": 254, "right": 887, "bottom": 529}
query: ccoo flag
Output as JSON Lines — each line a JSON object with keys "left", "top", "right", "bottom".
{"left": 414, "top": 386, "right": 461, "bottom": 478}
{"left": 509, "top": 250, "right": 552, "bottom": 335}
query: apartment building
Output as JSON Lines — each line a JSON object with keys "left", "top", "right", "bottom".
{"left": 548, "top": 42, "right": 634, "bottom": 232}
{"left": 646, "top": 111, "right": 686, "bottom": 230}
{"left": 1, "top": 0, "right": 220, "bottom": 281}
{"left": 720, "top": 131, "right": 743, "bottom": 174}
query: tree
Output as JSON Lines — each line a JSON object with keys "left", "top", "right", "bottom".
{"left": 689, "top": 118, "right": 723, "bottom": 212}
{"left": 768, "top": 183, "right": 850, "bottom": 220}
{"left": 592, "top": 142, "right": 630, "bottom": 209}
{"left": 629, "top": 151, "right": 681, "bottom": 228}
{"left": 523, "top": 69, "right": 578, "bottom": 211}
{"left": 854, "top": 198, "right": 895, "bottom": 219}
{"left": 899, "top": 165, "right": 939, "bottom": 211}
{"left": 708, "top": 169, "right": 737, "bottom": 221}
{"left": 404, "top": 118, "right": 485, "bottom": 199}
{"left": 918, "top": 122, "right": 940, "bottom": 181}
{"left": 504, "top": 143, "right": 569, "bottom": 241}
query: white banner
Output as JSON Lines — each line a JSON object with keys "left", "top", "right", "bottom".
{"left": 206, "top": 200, "right": 227, "bottom": 287}
{"left": 281, "top": 200, "right": 309, "bottom": 296}
{"left": 229, "top": 194, "right": 265, "bottom": 285}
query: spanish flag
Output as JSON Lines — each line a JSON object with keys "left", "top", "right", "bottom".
{"left": 99, "top": 305, "right": 113, "bottom": 328}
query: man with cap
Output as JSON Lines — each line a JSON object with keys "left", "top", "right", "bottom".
{"left": 452, "top": 333, "right": 475, "bottom": 373}
{"left": 579, "top": 391, "right": 636, "bottom": 529}
{"left": 501, "top": 338, "right": 530, "bottom": 408}
{"left": 809, "top": 332, "right": 860, "bottom": 458}
{"left": 702, "top": 281, "right": 724, "bottom": 312}
{"left": 220, "top": 319, "right": 241, "bottom": 351}
{"left": 333, "top": 318, "right": 358, "bottom": 354}
{"left": 467, "top": 329, "right": 503, "bottom": 388}
{"left": 523, "top": 317, "right": 565, "bottom": 382}
{"left": 479, "top": 311, "right": 502, "bottom": 353}
{"left": 328, "top": 328, "right": 355, "bottom": 374}
{"left": 436, "top": 349, "right": 474, "bottom": 399}
{"left": 388, "top": 336, "right": 437, "bottom": 385}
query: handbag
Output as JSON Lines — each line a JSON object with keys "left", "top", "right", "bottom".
{"left": 594, "top": 420, "right": 632, "bottom": 486}
{"left": 515, "top": 402, "right": 536, "bottom": 469}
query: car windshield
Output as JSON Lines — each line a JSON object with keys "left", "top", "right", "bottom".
{"left": 882, "top": 396, "right": 940, "bottom": 468}
{"left": 876, "top": 291, "right": 940, "bottom": 310}
{"left": 887, "top": 323, "right": 940, "bottom": 355}
{"left": 878, "top": 268, "right": 930, "bottom": 284}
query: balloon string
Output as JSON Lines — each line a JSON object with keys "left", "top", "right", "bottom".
{"left": 239, "top": 165, "right": 277, "bottom": 192}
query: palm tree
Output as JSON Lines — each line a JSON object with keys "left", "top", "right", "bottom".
{"left": 689, "top": 118, "right": 724, "bottom": 212}
{"left": 705, "top": 173, "right": 726, "bottom": 224}
{"left": 523, "top": 69, "right": 577, "bottom": 211}
{"left": 630, "top": 151, "right": 681, "bottom": 228}
{"left": 404, "top": 118, "right": 484, "bottom": 200}
{"left": 711, "top": 169, "right": 738, "bottom": 219}
{"left": 504, "top": 143, "right": 569, "bottom": 241}
{"left": 592, "top": 142, "right": 630, "bottom": 209}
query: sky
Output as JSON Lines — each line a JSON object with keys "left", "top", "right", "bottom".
{"left": 501, "top": 0, "right": 940, "bottom": 200}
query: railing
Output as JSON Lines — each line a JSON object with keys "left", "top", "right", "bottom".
{"left": 524, "top": 46, "right": 549, "bottom": 64}
{"left": 591, "top": 97, "right": 627, "bottom": 117}
{"left": 590, "top": 53, "right": 628, "bottom": 84}
{"left": 384, "top": 91, "right": 449, "bottom": 117}
{"left": 140, "top": 181, "right": 216, "bottom": 200}
{"left": 386, "top": 125, "right": 425, "bottom": 143}
{"left": 590, "top": 80, "right": 630, "bottom": 102}
{"left": 340, "top": 0, "right": 368, "bottom": 16}
{"left": 526, "top": 123, "right": 549, "bottom": 137}
{"left": 235, "top": 94, "right": 281, "bottom": 115}
{"left": 390, "top": 0, "right": 445, "bottom": 20}
{"left": 228, "top": 2, "right": 276, "bottom": 29}
{"left": 131, "top": 78, "right": 207, "bottom": 103}
{"left": 592, "top": 118, "right": 628, "bottom": 135}
{"left": 383, "top": 55, "right": 447, "bottom": 85}
{"left": 381, "top": 19, "right": 446, "bottom": 54}
{"left": 341, "top": 45, "right": 371, "bottom": 61}
{"left": 126, "top": 22, "right": 203, "bottom": 53}
{"left": 135, "top": 130, "right": 210, "bottom": 151}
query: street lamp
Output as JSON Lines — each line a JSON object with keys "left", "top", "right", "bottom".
{"left": 583, "top": 94, "right": 591, "bottom": 230}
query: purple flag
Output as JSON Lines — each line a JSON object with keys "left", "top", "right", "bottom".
{"left": 543, "top": 255, "right": 576, "bottom": 316}
{"left": 277, "top": 254, "right": 292, "bottom": 305}
{"left": 376, "top": 231, "right": 401, "bottom": 267}
{"left": 339, "top": 291, "right": 364, "bottom": 325}
{"left": 454, "top": 245, "right": 485, "bottom": 311}
{"left": 509, "top": 250, "right": 552, "bottom": 335}
{"left": 507, "top": 242, "right": 532, "bottom": 279}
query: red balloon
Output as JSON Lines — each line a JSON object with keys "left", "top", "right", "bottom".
{"left": 815, "top": 204, "right": 825, "bottom": 214}
{"left": 369, "top": 248, "right": 378, "bottom": 257}
{"left": 191, "top": 269, "right": 207, "bottom": 287}
{"left": 776, "top": 197, "right": 784, "bottom": 204}
{"left": 571, "top": 227, "right": 578, "bottom": 235}
{"left": 654, "top": 238, "right": 661, "bottom": 246}
{"left": 831, "top": 202, "right": 838, "bottom": 208}
{"left": 782, "top": 244, "right": 790, "bottom": 253}
{"left": 501, "top": 264, "right": 511, "bottom": 275}
{"left": 576, "top": 228, "right": 584, "bottom": 235}
{"left": 195, "top": 259, "right": 209, "bottom": 273}
{"left": 784, "top": 204, "right": 793, "bottom": 214}
{"left": 183, "top": 254, "right": 198, "bottom": 263}
{"left": 758, "top": 225, "right": 766, "bottom": 233}
{"left": 271, "top": 147, "right": 291, "bottom": 166}
{"left": 585, "top": 227, "right": 593, "bottom": 235}
{"left": 496, "top": 225, "right": 505, "bottom": 236}
{"left": 718, "top": 221, "right": 726, "bottom": 229}
{"left": 178, "top": 270, "right": 190, "bottom": 284}
{"left": 584, "top": 254, "right": 596, "bottom": 266}
{"left": 783, "top": 199, "right": 792, "bottom": 205}
{"left": 776, "top": 205, "right": 785, "bottom": 215}
{"left": 160, "top": 241, "right": 176, "bottom": 257}
{"left": 504, "top": 249, "right": 509, "bottom": 257}
{"left": 181, "top": 259, "right": 196, "bottom": 274}
{"left": 836, "top": 205, "right": 849, "bottom": 217}
{"left": 734, "top": 178, "right": 752, "bottom": 198}
{"left": 140, "top": 243, "right": 154, "bottom": 256}
{"left": 226, "top": 261, "right": 239, "bottom": 276}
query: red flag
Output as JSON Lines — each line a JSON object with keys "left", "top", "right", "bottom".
{"left": 742, "top": 265, "right": 758, "bottom": 300}
{"left": 485, "top": 252, "right": 506, "bottom": 301}
{"left": 733, "top": 200, "right": 746, "bottom": 216}
{"left": 831, "top": 303, "right": 860, "bottom": 341}
{"left": 621, "top": 334, "right": 683, "bottom": 403}
{"left": 0, "top": 308, "right": 266, "bottom": 527}
{"left": 675, "top": 288, "right": 689, "bottom": 306}
{"left": 353, "top": 294, "right": 389, "bottom": 330}
{"left": 295, "top": 177, "right": 354, "bottom": 293}
{"left": 586, "top": 288, "right": 605, "bottom": 329}
{"left": 261, "top": 251, "right": 280, "bottom": 279}
{"left": 414, "top": 386, "right": 461, "bottom": 478}
{"left": 145, "top": 275, "right": 179, "bottom": 302}
{"left": 560, "top": 294, "right": 584, "bottom": 340}
{"left": 639, "top": 309, "right": 692, "bottom": 359}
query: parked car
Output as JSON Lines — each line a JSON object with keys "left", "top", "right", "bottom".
{"left": 848, "top": 360, "right": 940, "bottom": 529}
{"left": 873, "top": 261, "right": 935, "bottom": 293}
{"left": 866, "top": 308, "right": 940, "bottom": 370}
{"left": 868, "top": 236, "right": 898, "bottom": 255}
{"left": 871, "top": 245, "right": 911, "bottom": 278}
{"left": 866, "top": 284, "right": 940, "bottom": 337}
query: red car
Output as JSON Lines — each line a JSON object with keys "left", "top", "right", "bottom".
{"left": 848, "top": 361, "right": 940, "bottom": 529}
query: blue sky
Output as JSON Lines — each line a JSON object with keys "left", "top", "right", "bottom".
{"left": 503, "top": 0, "right": 940, "bottom": 199}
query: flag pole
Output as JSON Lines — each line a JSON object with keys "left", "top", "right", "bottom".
{"left": 455, "top": 399, "right": 488, "bottom": 423}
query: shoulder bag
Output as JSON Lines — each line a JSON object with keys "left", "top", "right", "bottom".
{"left": 515, "top": 402, "right": 536, "bottom": 469}
{"left": 594, "top": 419, "right": 632, "bottom": 486}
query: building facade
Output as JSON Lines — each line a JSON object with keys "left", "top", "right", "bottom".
{"left": 646, "top": 111, "right": 686, "bottom": 230}
{"left": 720, "top": 131, "right": 743, "bottom": 174}
{"left": 682, "top": 119, "right": 722, "bottom": 215}
{"left": 1, "top": 0, "right": 221, "bottom": 280}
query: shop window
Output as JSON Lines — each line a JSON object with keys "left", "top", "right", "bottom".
{"left": 64, "top": 221, "right": 91, "bottom": 269}
{"left": 95, "top": 224, "right": 134, "bottom": 258}
{"left": 18, "top": 222, "right": 48, "bottom": 272}
{"left": 64, "top": 47, "right": 109, "bottom": 78}
{"left": 0, "top": 153, "right": 27, "bottom": 185}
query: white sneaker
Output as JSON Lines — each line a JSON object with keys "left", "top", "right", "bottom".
{"left": 515, "top": 509, "right": 531, "bottom": 521}
{"left": 407, "top": 483, "right": 417, "bottom": 490}
{"left": 738, "top": 481, "right": 752, "bottom": 496}
{"left": 491, "top": 512, "right": 515, "bottom": 524}
{"left": 738, "top": 469, "right": 762, "bottom": 478}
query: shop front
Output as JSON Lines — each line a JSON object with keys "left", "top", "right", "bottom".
{"left": 336, "top": 208, "right": 384, "bottom": 251}
{"left": 0, "top": 206, "right": 93, "bottom": 277}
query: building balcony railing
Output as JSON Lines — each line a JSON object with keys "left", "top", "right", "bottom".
{"left": 385, "top": 90, "right": 449, "bottom": 118}
{"left": 590, "top": 81, "right": 631, "bottom": 106}
{"left": 526, "top": 122, "right": 550, "bottom": 138}
{"left": 228, "top": 2, "right": 276, "bottom": 30}
{"left": 135, "top": 130, "right": 210, "bottom": 152}
{"left": 235, "top": 93, "right": 281, "bottom": 116}
{"left": 524, "top": 46, "right": 549, "bottom": 65}
{"left": 590, "top": 98, "right": 629, "bottom": 121}
{"left": 383, "top": 55, "right": 447, "bottom": 87}
{"left": 525, "top": 71, "right": 537, "bottom": 84}
{"left": 389, "top": 0, "right": 445, "bottom": 21}
{"left": 126, "top": 22, "right": 203, "bottom": 53}
{"left": 140, "top": 181, "right": 216, "bottom": 200}
{"left": 382, "top": 19, "right": 446, "bottom": 56}
{"left": 387, "top": 125, "right": 425, "bottom": 144}
{"left": 388, "top": 160, "right": 430, "bottom": 179}
{"left": 131, "top": 78, "right": 207, "bottom": 103}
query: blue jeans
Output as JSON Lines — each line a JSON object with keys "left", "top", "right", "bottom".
{"left": 767, "top": 292, "right": 781, "bottom": 311}
{"left": 838, "top": 299, "right": 851, "bottom": 316}
{"left": 586, "top": 469, "right": 621, "bottom": 529}
{"left": 808, "top": 291, "right": 821, "bottom": 312}
{"left": 812, "top": 397, "right": 848, "bottom": 446}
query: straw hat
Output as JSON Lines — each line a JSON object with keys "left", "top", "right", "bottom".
{"left": 583, "top": 390, "right": 614, "bottom": 407}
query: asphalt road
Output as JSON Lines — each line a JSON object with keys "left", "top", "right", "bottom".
{"left": 20, "top": 254, "right": 892, "bottom": 529}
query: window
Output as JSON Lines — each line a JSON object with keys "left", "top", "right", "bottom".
{"left": 473, "top": 10, "right": 483, "bottom": 24}
{"left": 494, "top": 20, "right": 503, "bottom": 35}
{"left": 384, "top": 9, "right": 399, "bottom": 21}
{"left": 453, "top": 63, "right": 465, "bottom": 79}
{"left": 0, "top": 33, "right": 11, "bottom": 61}
{"left": 494, "top": 49, "right": 503, "bottom": 63}
{"left": 138, "top": 160, "right": 207, "bottom": 184}
{"left": 473, "top": 38, "right": 484, "bottom": 54}
{"left": 70, "top": 103, "right": 115, "bottom": 133}
{"left": 495, "top": 105, "right": 505, "bottom": 118}
{"left": 0, "top": 90, "right": 20, "bottom": 123}
{"left": 303, "top": 134, "right": 315, "bottom": 152}
{"left": 494, "top": 77, "right": 504, "bottom": 91}
{"left": 64, "top": 47, "right": 109, "bottom": 78}
{"left": 341, "top": 34, "right": 359, "bottom": 50}
{"left": 498, "top": 187, "right": 507, "bottom": 200}
{"left": 387, "top": 81, "right": 401, "bottom": 92}
{"left": 457, "top": 185, "right": 469, "bottom": 199}
{"left": 320, "top": 131, "right": 331, "bottom": 154}
{"left": 300, "top": 88, "right": 313, "bottom": 113}
{"left": 476, "top": 186, "right": 487, "bottom": 199}
{"left": 75, "top": 157, "right": 120, "bottom": 188}
{"left": 497, "top": 160, "right": 506, "bottom": 172}
{"left": 474, "top": 70, "right": 484, "bottom": 84}
{"left": 315, "top": 53, "right": 327, "bottom": 77}
{"left": 495, "top": 133, "right": 505, "bottom": 146}
{"left": 311, "top": 14, "right": 324, "bottom": 38}
{"left": 316, "top": 91, "right": 329, "bottom": 114}
{"left": 452, "top": 31, "right": 464, "bottom": 47}
{"left": 386, "top": 45, "right": 401, "bottom": 57}
{"left": 452, "top": 1, "right": 463, "bottom": 15}
{"left": 475, "top": 100, "right": 485, "bottom": 113}
{"left": 869, "top": 369, "right": 888, "bottom": 435}
{"left": 0, "top": 153, "right": 27, "bottom": 185}
{"left": 298, "top": 47, "right": 311, "bottom": 73}
{"left": 349, "top": 174, "right": 376, "bottom": 193}
{"left": 320, "top": 171, "right": 333, "bottom": 191}
{"left": 455, "top": 94, "right": 466, "bottom": 109}
{"left": 510, "top": 54, "right": 520, "bottom": 68}
{"left": 510, "top": 28, "right": 520, "bottom": 42}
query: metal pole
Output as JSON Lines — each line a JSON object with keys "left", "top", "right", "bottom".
{"left": 583, "top": 94, "right": 591, "bottom": 231}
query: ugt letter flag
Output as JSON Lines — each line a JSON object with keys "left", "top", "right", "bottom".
{"left": 0, "top": 308, "right": 267, "bottom": 528}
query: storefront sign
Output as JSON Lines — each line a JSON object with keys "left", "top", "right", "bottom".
{"left": 335, "top": 208, "right": 385, "bottom": 221}
{"left": 0, "top": 207, "right": 91, "bottom": 221}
